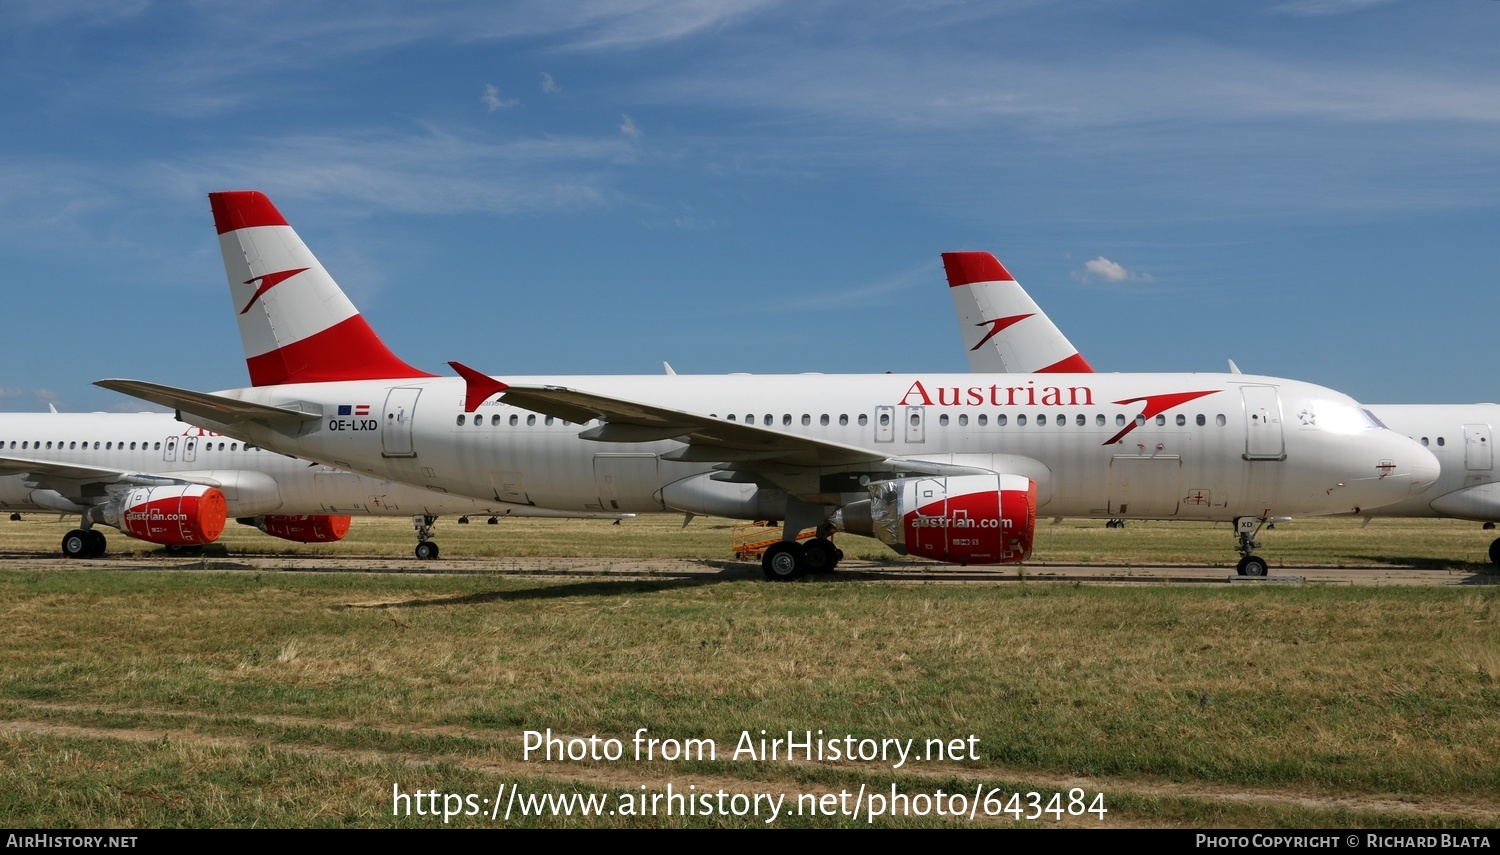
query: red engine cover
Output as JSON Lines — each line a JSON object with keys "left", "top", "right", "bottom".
{"left": 258, "top": 514, "right": 352, "bottom": 543}
{"left": 119, "top": 485, "right": 228, "bottom": 546}
{"left": 900, "top": 474, "right": 1036, "bottom": 564}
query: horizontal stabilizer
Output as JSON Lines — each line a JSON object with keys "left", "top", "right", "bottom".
{"left": 94, "top": 379, "right": 321, "bottom": 428}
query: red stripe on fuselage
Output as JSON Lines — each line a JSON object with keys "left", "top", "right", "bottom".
{"left": 246, "top": 315, "right": 436, "bottom": 386}
{"left": 942, "top": 252, "right": 1015, "bottom": 287}
{"left": 210, "top": 191, "right": 289, "bottom": 234}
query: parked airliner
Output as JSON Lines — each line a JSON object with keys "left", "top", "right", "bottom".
{"left": 0, "top": 410, "right": 623, "bottom": 558}
{"left": 944, "top": 251, "right": 1500, "bottom": 565}
{"left": 97, "top": 192, "right": 1439, "bottom": 579}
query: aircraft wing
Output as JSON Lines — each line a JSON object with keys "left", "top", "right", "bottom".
{"left": 94, "top": 379, "right": 322, "bottom": 428}
{"left": 0, "top": 454, "right": 223, "bottom": 499}
{"left": 492, "top": 380, "right": 991, "bottom": 478}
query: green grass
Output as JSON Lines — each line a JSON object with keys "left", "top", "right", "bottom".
{"left": 7, "top": 511, "right": 1500, "bottom": 569}
{"left": 1, "top": 566, "right": 1496, "bottom": 828}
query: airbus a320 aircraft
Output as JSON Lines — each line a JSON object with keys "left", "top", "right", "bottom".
{"left": 0, "top": 410, "right": 625, "bottom": 558}
{"left": 943, "top": 251, "right": 1500, "bottom": 565}
{"left": 98, "top": 191, "right": 1439, "bottom": 579}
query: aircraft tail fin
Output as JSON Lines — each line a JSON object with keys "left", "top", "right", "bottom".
{"left": 209, "top": 191, "right": 435, "bottom": 387}
{"left": 941, "top": 252, "right": 1094, "bottom": 374}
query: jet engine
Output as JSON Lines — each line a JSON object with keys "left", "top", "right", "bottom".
{"left": 111, "top": 485, "right": 228, "bottom": 546}
{"left": 839, "top": 473, "right": 1036, "bottom": 564}
{"left": 241, "top": 514, "right": 353, "bottom": 543}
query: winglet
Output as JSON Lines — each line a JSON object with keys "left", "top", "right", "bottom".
{"left": 449, "top": 361, "right": 509, "bottom": 412}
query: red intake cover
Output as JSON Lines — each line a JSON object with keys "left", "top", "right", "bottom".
{"left": 258, "top": 514, "right": 353, "bottom": 543}
{"left": 120, "top": 486, "right": 228, "bottom": 546}
{"left": 902, "top": 476, "right": 1036, "bottom": 565}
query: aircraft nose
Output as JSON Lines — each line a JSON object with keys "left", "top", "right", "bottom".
{"left": 1368, "top": 431, "right": 1440, "bottom": 499}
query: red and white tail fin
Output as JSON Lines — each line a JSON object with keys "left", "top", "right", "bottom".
{"left": 209, "top": 191, "right": 434, "bottom": 386}
{"left": 941, "top": 252, "right": 1094, "bottom": 374}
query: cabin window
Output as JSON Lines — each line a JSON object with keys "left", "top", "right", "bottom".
{"left": 939, "top": 414, "right": 949, "bottom": 426}
{"left": 1196, "top": 414, "right": 1206, "bottom": 426}
{"left": 130, "top": 442, "right": 137, "bottom": 450}
{"left": 879, "top": 413, "right": 890, "bottom": 427}
{"left": 1136, "top": 415, "right": 1146, "bottom": 426}
{"left": 1017, "top": 415, "right": 1027, "bottom": 426}
{"left": 1095, "top": 414, "right": 1105, "bottom": 427}
{"left": 820, "top": 414, "right": 829, "bottom": 426}
{"left": 1037, "top": 414, "right": 1046, "bottom": 426}
{"left": 910, "top": 413, "right": 920, "bottom": 427}
{"left": 457, "top": 414, "right": 466, "bottom": 425}
{"left": 1437, "top": 437, "right": 1446, "bottom": 447}
{"left": 727, "top": 414, "right": 736, "bottom": 422}
{"left": 1077, "top": 414, "right": 1087, "bottom": 426}
{"left": 1155, "top": 415, "right": 1166, "bottom": 426}
{"left": 1116, "top": 414, "right": 1127, "bottom": 427}
{"left": 802, "top": 414, "right": 811, "bottom": 426}
{"left": 839, "top": 414, "right": 848, "bottom": 426}
{"left": 958, "top": 414, "right": 968, "bottom": 426}
{"left": 782, "top": 414, "right": 791, "bottom": 426}
{"left": 765, "top": 414, "right": 774, "bottom": 426}
{"left": 46, "top": 442, "right": 53, "bottom": 449}
{"left": 527, "top": 415, "right": 536, "bottom": 426}
{"left": 978, "top": 414, "right": 988, "bottom": 426}
{"left": 1176, "top": 415, "right": 1186, "bottom": 426}
{"left": 231, "top": 443, "right": 239, "bottom": 451}
{"left": 1216, "top": 414, "right": 1226, "bottom": 426}
{"left": 509, "top": 414, "right": 519, "bottom": 426}
{"left": 997, "top": 414, "right": 1007, "bottom": 426}
{"left": 69, "top": 442, "right": 76, "bottom": 449}
{"left": 492, "top": 415, "right": 501, "bottom": 426}
{"left": 1421, "top": 437, "right": 1429, "bottom": 446}
{"left": 858, "top": 414, "right": 868, "bottom": 426}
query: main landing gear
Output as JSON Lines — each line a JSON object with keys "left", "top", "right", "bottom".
{"left": 761, "top": 524, "right": 843, "bottom": 581}
{"left": 62, "top": 527, "right": 107, "bottom": 559}
{"left": 413, "top": 514, "right": 440, "bottom": 560}
{"left": 1234, "top": 516, "right": 1270, "bottom": 577}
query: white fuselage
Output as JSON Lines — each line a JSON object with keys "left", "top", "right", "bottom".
{"left": 1363, "top": 404, "right": 1500, "bottom": 521}
{"left": 0, "top": 411, "right": 597, "bottom": 520}
{"left": 190, "top": 371, "right": 1438, "bottom": 525}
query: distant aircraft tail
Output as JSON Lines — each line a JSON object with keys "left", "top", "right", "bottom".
{"left": 209, "top": 191, "right": 434, "bottom": 386}
{"left": 941, "top": 252, "right": 1094, "bottom": 374}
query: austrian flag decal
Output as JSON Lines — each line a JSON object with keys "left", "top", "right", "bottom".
{"left": 337, "top": 404, "right": 371, "bottom": 417}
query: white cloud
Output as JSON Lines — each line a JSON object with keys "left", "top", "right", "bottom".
{"left": 619, "top": 114, "right": 643, "bottom": 139}
{"left": 1075, "top": 257, "right": 1151, "bottom": 284}
{"left": 540, "top": 72, "right": 561, "bottom": 94}
{"left": 482, "top": 83, "right": 519, "bottom": 111}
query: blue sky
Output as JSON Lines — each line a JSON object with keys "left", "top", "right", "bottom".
{"left": 2, "top": 0, "right": 1497, "bottom": 412}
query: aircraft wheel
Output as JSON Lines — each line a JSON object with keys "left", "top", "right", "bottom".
{"left": 1489, "top": 537, "right": 1500, "bottom": 566}
{"left": 87, "top": 530, "right": 107, "bottom": 557}
{"left": 457, "top": 516, "right": 470, "bottom": 524}
{"left": 1236, "top": 555, "right": 1268, "bottom": 577}
{"left": 803, "top": 538, "right": 839, "bottom": 573}
{"left": 415, "top": 541, "right": 440, "bottom": 560}
{"left": 761, "top": 541, "right": 806, "bottom": 581}
{"left": 487, "top": 516, "right": 498, "bottom": 525}
{"left": 9, "top": 513, "right": 20, "bottom": 521}
{"left": 62, "top": 530, "right": 89, "bottom": 558}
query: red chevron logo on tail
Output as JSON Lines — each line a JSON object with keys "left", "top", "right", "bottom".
{"left": 239, "top": 268, "right": 309, "bottom": 315}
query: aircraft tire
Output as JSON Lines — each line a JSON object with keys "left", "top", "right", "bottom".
{"left": 1489, "top": 538, "right": 1500, "bottom": 566}
{"left": 1236, "top": 555, "right": 1268, "bottom": 577}
{"left": 762, "top": 541, "right": 806, "bottom": 581}
{"left": 87, "top": 530, "right": 107, "bottom": 557}
{"left": 62, "top": 530, "right": 89, "bottom": 559}
{"left": 415, "top": 541, "right": 440, "bottom": 560}
{"left": 803, "top": 538, "right": 839, "bottom": 573}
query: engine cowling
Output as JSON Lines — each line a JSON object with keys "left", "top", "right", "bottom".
{"left": 849, "top": 473, "right": 1036, "bottom": 565}
{"left": 115, "top": 485, "right": 228, "bottom": 546}
{"left": 246, "top": 514, "right": 353, "bottom": 543}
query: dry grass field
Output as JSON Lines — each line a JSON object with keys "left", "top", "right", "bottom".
{"left": 1, "top": 513, "right": 1497, "bottom": 828}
